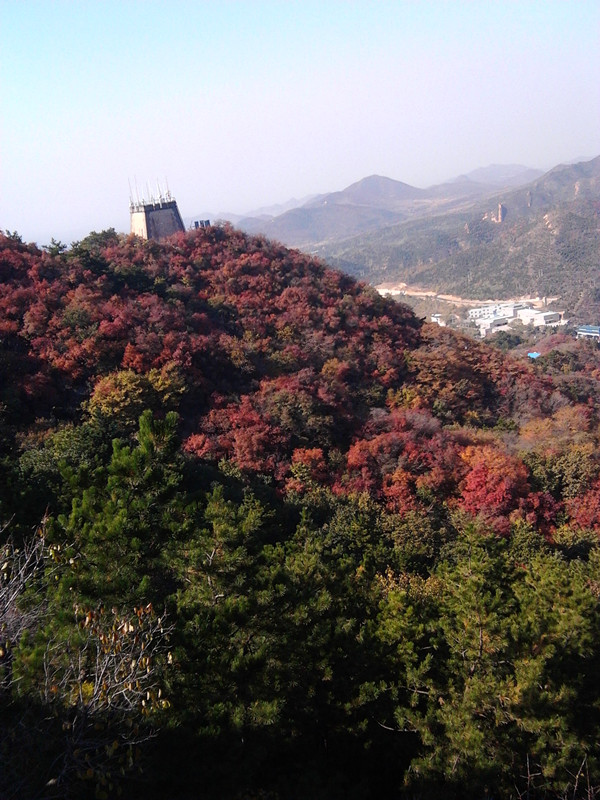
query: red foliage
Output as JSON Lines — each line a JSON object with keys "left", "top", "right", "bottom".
{"left": 0, "top": 227, "right": 582, "bottom": 542}
{"left": 343, "top": 409, "right": 464, "bottom": 506}
{"left": 291, "top": 448, "right": 328, "bottom": 481}
{"left": 456, "top": 445, "right": 560, "bottom": 535}
{"left": 184, "top": 395, "right": 290, "bottom": 478}
{"left": 567, "top": 477, "right": 600, "bottom": 531}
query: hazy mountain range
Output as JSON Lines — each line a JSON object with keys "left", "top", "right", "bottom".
{"left": 192, "top": 164, "right": 547, "bottom": 247}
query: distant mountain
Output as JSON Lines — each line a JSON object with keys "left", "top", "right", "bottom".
{"left": 226, "top": 164, "right": 545, "bottom": 248}
{"left": 188, "top": 161, "right": 592, "bottom": 305}
{"left": 239, "top": 202, "right": 403, "bottom": 246}
{"left": 187, "top": 194, "right": 321, "bottom": 231}
{"left": 244, "top": 194, "right": 320, "bottom": 217}
{"left": 232, "top": 175, "right": 425, "bottom": 246}
{"left": 304, "top": 174, "right": 425, "bottom": 210}
{"left": 316, "top": 156, "right": 600, "bottom": 320}
{"left": 461, "top": 164, "right": 544, "bottom": 187}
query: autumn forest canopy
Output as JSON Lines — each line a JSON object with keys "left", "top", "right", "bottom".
{"left": 2, "top": 226, "right": 600, "bottom": 798}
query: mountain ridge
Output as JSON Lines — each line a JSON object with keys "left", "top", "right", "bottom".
{"left": 195, "top": 162, "right": 547, "bottom": 245}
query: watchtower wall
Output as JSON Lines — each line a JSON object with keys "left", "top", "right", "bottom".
{"left": 130, "top": 194, "right": 185, "bottom": 240}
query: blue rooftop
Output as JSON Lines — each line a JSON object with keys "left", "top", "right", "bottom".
{"left": 577, "top": 325, "right": 600, "bottom": 333}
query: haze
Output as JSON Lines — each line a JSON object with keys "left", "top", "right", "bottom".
{"left": 1, "top": 0, "right": 599, "bottom": 245}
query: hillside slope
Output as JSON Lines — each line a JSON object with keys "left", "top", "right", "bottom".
{"left": 0, "top": 225, "right": 570, "bottom": 453}
{"left": 2, "top": 224, "right": 599, "bottom": 511}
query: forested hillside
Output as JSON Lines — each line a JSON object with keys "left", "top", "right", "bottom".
{"left": 2, "top": 226, "right": 600, "bottom": 799}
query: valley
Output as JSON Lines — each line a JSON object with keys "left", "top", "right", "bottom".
{"left": 375, "top": 281, "right": 559, "bottom": 308}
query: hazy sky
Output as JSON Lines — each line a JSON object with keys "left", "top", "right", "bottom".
{"left": 2, "top": 0, "right": 599, "bottom": 245}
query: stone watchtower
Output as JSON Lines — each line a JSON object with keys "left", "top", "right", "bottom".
{"left": 130, "top": 184, "right": 185, "bottom": 240}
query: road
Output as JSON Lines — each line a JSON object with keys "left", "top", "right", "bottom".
{"left": 375, "top": 282, "right": 558, "bottom": 309}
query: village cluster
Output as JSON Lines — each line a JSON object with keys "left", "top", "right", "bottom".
{"left": 432, "top": 301, "right": 563, "bottom": 337}
{"left": 430, "top": 302, "right": 600, "bottom": 342}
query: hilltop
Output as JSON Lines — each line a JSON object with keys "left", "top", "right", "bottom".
{"left": 0, "top": 225, "right": 576, "bottom": 454}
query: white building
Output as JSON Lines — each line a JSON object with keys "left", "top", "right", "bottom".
{"left": 476, "top": 316, "right": 514, "bottom": 336}
{"left": 516, "top": 308, "right": 539, "bottom": 323}
{"left": 468, "top": 302, "right": 530, "bottom": 320}
{"left": 468, "top": 304, "right": 502, "bottom": 320}
{"left": 532, "top": 311, "right": 561, "bottom": 327}
{"left": 517, "top": 308, "right": 562, "bottom": 327}
{"left": 576, "top": 325, "right": 600, "bottom": 340}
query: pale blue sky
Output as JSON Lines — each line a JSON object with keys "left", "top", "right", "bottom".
{"left": 1, "top": 0, "right": 599, "bottom": 244}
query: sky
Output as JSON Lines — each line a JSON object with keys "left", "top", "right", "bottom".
{"left": 1, "top": 0, "right": 599, "bottom": 245}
